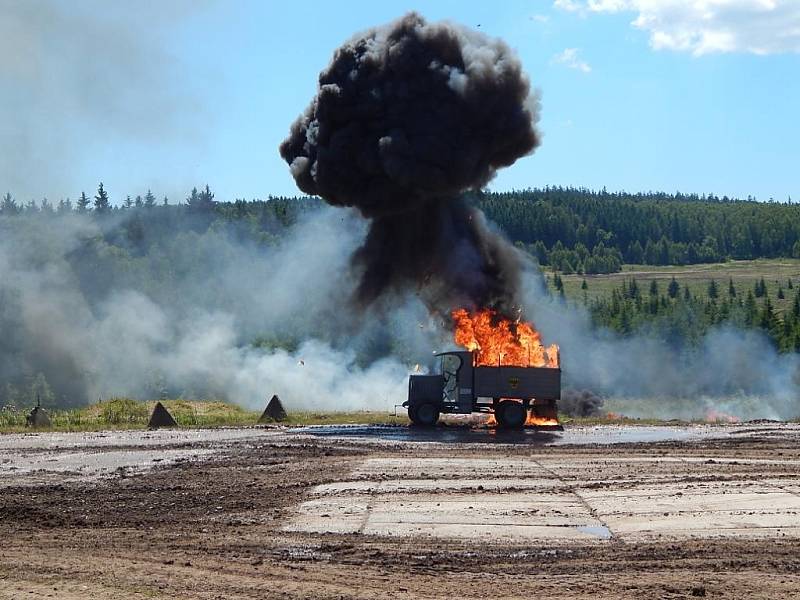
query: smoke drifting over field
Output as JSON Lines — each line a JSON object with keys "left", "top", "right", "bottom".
{"left": 0, "top": 209, "right": 439, "bottom": 410}
{"left": 280, "top": 12, "right": 539, "bottom": 315}
{"left": 0, "top": 205, "right": 798, "bottom": 420}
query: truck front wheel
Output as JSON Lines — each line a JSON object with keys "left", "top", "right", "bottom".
{"left": 408, "top": 401, "right": 440, "bottom": 427}
{"left": 496, "top": 400, "right": 526, "bottom": 429}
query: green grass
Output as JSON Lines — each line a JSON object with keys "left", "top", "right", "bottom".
{"left": 557, "top": 258, "right": 800, "bottom": 313}
{"left": 0, "top": 398, "right": 407, "bottom": 434}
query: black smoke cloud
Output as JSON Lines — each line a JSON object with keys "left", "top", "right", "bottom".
{"left": 559, "top": 388, "right": 605, "bottom": 418}
{"left": 280, "top": 12, "right": 540, "bottom": 315}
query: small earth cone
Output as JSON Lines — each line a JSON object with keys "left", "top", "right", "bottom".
{"left": 148, "top": 401, "right": 178, "bottom": 429}
{"left": 259, "top": 395, "right": 288, "bottom": 423}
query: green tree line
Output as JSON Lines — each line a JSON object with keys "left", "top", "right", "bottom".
{"left": 473, "top": 187, "right": 800, "bottom": 273}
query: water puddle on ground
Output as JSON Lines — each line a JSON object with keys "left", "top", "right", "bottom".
{"left": 301, "top": 424, "right": 727, "bottom": 445}
{"left": 576, "top": 525, "right": 613, "bottom": 539}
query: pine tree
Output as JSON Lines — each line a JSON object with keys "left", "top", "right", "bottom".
{"left": 649, "top": 279, "right": 658, "bottom": 296}
{"left": 778, "top": 286, "right": 785, "bottom": 300}
{"left": 94, "top": 182, "right": 110, "bottom": 214}
{"left": 1, "top": 192, "right": 18, "bottom": 215}
{"left": 728, "top": 277, "right": 736, "bottom": 297}
{"left": 186, "top": 185, "right": 216, "bottom": 213}
{"left": 667, "top": 276, "right": 679, "bottom": 299}
{"left": 754, "top": 278, "right": 765, "bottom": 298}
{"left": 627, "top": 240, "right": 644, "bottom": 264}
{"left": 759, "top": 297, "right": 777, "bottom": 332}
{"left": 581, "top": 279, "right": 588, "bottom": 290}
{"left": 144, "top": 189, "right": 156, "bottom": 208}
{"left": 707, "top": 279, "right": 719, "bottom": 299}
{"left": 199, "top": 184, "right": 214, "bottom": 205}
{"left": 77, "top": 192, "right": 91, "bottom": 212}
{"left": 683, "top": 285, "right": 691, "bottom": 301}
{"left": 123, "top": 195, "right": 133, "bottom": 209}
{"left": 134, "top": 195, "right": 144, "bottom": 208}
{"left": 626, "top": 278, "right": 639, "bottom": 299}
{"left": 531, "top": 241, "right": 548, "bottom": 265}
{"left": 788, "top": 278, "right": 794, "bottom": 290}
{"left": 744, "top": 290, "right": 758, "bottom": 326}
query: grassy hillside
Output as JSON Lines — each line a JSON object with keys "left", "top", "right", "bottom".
{"left": 558, "top": 258, "right": 800, "bottom": 314}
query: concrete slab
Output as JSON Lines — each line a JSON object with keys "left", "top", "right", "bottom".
{"left": 610, "top": 515, "right": 800, "bottom": 536}
{"left": 286, "top": 453, "right": 800, "bottom": 543}
{"left": 589, "top": 492, "right": 800, "bottom": 515}
{"left": 313, "top": 478, "right": 561, "bottom": 494}
{"left": 361, "top": 521, "right": 606, "bottom": 541}
{"left": 617, "top": 526, "right": 800, "bottom": 541}
{"left": 287, "top": 514, "right": 363, "bottom": 535}
{"left": 366, "top": 509, "right": 596, "bottom": 528}
{"left": 579, "top": 481, "right": 776, "bottom": 500}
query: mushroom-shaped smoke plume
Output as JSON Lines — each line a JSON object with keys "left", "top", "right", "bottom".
{"left": 280, "top": 12, "right": 540, "bottom": 316}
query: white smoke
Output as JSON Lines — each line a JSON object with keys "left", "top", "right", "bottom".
{"left": 3, "top": 200, "right": 799, "bottom": 419}
{"left": 0, "top": 207, "right": 442, "bottom": 412}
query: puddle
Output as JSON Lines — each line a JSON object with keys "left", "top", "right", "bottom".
{"left": 301, "top": 424, "right": 730, "bottom": 445}
{"left": 577, "top": 525, "right": 613, "bottom": 539}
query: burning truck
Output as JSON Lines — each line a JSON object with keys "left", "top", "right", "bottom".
{"left": 405, "top": 308, "right": 560, "bottom": 428}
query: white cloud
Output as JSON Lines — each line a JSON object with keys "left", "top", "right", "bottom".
{"left": 554, "top": 0, "right": 800, "bottom": 55}
{"left": 554, "top": 0, "right": 585, "bottom": 11}
{"left": 552, "top": 47, "right": 593, "bottom": 72}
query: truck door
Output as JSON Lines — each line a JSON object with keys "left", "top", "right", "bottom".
{"left": 441, "top": 354, "right": 461, "bottom": 405}
{"left": 455, "top": 352, "right": 474, "bottom": 413}
{"left": 441, "top": 352, "right": 474, "bottom": 414}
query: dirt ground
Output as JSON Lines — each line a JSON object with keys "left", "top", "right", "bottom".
{"left": 2, "top": 424, "right": 800, "bottom": 599}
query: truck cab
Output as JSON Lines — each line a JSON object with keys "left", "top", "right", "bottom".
{"left": 404, "top": 350, "right": 561, "bottom": 429}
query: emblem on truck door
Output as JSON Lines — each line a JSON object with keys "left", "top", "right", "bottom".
{"left": 508, "top": 377, "right": 520, "bottom": 389}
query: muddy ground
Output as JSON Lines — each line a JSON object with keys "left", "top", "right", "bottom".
{"left": 1, "top": 424, "right": 800, "bottom": 599}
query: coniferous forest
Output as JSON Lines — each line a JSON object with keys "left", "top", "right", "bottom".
{"left": 474, "top": 187, "right": 800, "bottom": 273}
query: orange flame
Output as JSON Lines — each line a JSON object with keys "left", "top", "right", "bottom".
{"left": 452, "top": 308, "right": 559, "bottom": 368}
{"left": 525, "top": 414, "right": 559, "bottom": 426}
{"left": 705, "top": 409, "right": 740, "bottom": 424}
{"left": 482, "top": 412, "right": 558, "bottom": 428}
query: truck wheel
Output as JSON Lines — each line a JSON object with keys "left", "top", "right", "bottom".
{"left": 409, "top": 401, "right": 440, "bottom": 427}
{"left": 496, "top": 401, "right": 526, "bottom": 429}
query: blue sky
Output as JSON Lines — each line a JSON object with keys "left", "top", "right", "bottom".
{"left": 2, "top": 0, "right": 798, "bottom": 203}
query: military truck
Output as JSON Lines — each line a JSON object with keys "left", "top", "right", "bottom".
{"left": 403, "top": 350, "right": 560, "bottom": 429}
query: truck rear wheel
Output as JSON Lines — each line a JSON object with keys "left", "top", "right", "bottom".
{"left": 496, "top": 400, "right": 526, "bottom": 429}
{"left": 409, "top": 401, "right": 440, "bottom": 427}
